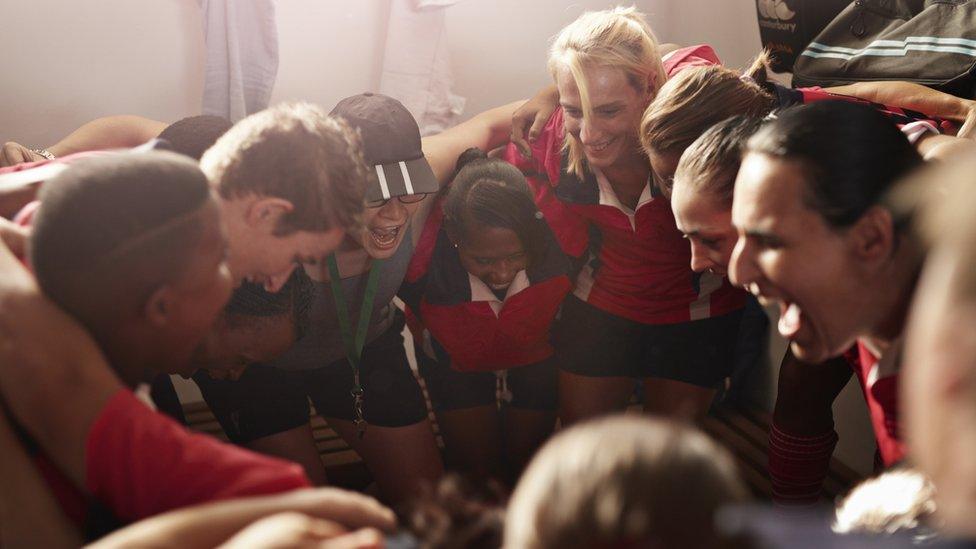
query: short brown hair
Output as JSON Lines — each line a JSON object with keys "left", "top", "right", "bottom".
{"left": 671, "top": 115, "right": 763, "bottom": 203}
{"left": 640, "top": 51, "right": 775, "bottom": 158}
{"left": 31, "top": 152, "right": 210, "bottom": 331}
{"left": 201, "top": 102, "right": 369, "bottom": 235}
{"left": 505, "top": 415, "right": 749, "bottom": 549}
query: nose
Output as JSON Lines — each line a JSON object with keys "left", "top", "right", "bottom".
{"left": 489, "top": 261, "right": 518, "bottom": 286}
{"left": 579, "top": 117, "right": 597, "bottom": 144}
{"left": 728, "top": 236, "right": 756, "bottom": 290}
{"left": 265, "top": 263, "right": 298, "bottom": 293}
{"left": 689, "top": 242, "right": 713, "bottom": 274}
{"left": 378, "top": 198, "right": 407, "bottom": 221}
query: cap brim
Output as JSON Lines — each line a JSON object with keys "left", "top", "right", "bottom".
{"left": 366, "top": 156, "right": 439, "bottom": 202}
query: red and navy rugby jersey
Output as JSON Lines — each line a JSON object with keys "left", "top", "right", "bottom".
{"left": 400, "top": 201, "right": 572, "bottom": 372}
{"left": 502, "top": 45, "right": 746, "bottom": 325}
{"left": 849, "top": 341, "right": 905, "bottom": 467}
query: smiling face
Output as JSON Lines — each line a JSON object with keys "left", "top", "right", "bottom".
{"left": 729, "top": 153, "right": 869, "bottom": 364}
{"left": 355, "top": 195, "right": 426, "bottom": 259}
{"left": 671, "top": 185, "right": 736, "bottom": 276}
{"left": 219, "top": 194, "right": 345, "bottom": 293}
{"left": 555, "top": 63, "right": 651, "bottom": 171}
{"left": 455, "top": 223, "right": 529, "bottom": 292}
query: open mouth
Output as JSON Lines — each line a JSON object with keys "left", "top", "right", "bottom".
{"left": 488, "top": 281, "right": 511, "bottom": 291}
{"left": 584, "top": 136, "right": 617, "bottom": 154}
{"left": 777, "top": 300, "right": 803, "bottom": 340}
{"left": 369, "top": 225, "right": 402, "bottom": 248}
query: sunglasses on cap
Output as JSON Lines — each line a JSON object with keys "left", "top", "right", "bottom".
{"left": 366, "top": 193, "right": 430, "bottom": 209}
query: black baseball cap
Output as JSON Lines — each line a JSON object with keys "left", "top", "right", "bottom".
{"left": 331, "top": 93, "right": 438, "bottom": 203}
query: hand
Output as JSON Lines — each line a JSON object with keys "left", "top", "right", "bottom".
{"left": 218, "top": 512, "right": 384, "bottom": 549}
{"left": 0, "top": 218, "right": 29, "bottom": 259}
{"left": 510, "top": 85, "right": 559, "bottom": 157}
{"left": 957, "top": 104, "right": 976, "bottom": 139}
{"left": 0, "top": 142, "right": 46, "bottom": 167}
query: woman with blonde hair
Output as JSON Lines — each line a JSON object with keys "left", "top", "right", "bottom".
{"left": 504, "top": 6, "right": 747, "bottom": 425}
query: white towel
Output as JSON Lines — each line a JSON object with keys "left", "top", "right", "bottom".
{"left": 380, "top": 0, "right": 466, "bottom": 136}
{"left": 199, "top": 0, "right": 279, "bottom": 121}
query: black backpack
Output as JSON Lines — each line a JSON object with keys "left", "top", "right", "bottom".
{"left": 792, "top": 0, "right": 976, "bottom": 98}
{"left": 756, "top": 0, "right": 853, "bottom": 72}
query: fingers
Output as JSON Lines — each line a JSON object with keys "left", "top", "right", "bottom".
{"left": 317, "top": 527, "right": 385, "bottom": 549}
{"left": 957, "top": 108, "right": 976, "bottom": 139}
{"left": 528, "top": 104, "right": 554, "bottom": 143}
{"left": 287, "top": 488, "right": 397, "bottom": 533}
{"left": 510, "top": 111, "right": 532, "bottom": 158}
{"left": 0, "top": 142, "right": 41, "bottom": 168}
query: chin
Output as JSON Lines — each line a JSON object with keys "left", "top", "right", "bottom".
{"left": 789, "top": 340, "right": 832, "bottom": 365}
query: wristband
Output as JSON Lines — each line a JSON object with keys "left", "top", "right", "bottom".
{"left": 31, "top": 148, "right": 55, "bottom": 161}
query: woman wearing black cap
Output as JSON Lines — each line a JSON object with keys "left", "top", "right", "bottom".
{"left": 195, "top": 93, "right": 524, "bottom": 504}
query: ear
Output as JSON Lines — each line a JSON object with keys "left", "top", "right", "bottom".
{"left": 144, "top": 285, "right": 176, "bottom": 328}
{"left": 445, "top": 225, "right": 461, "bottom": 248}
{"left": 245, "top": 197, "right": 295, "bottom": 229}
{"left": 848, "top": 206, "right": 895, "bottom": 266}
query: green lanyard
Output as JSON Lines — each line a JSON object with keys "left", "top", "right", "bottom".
{"left": 326, "top": 254, "right": 384, "bottom": 438}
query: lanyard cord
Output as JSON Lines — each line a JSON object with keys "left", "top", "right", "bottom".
{"left": 326, "top": 254, "right": 384, "bottom": 437}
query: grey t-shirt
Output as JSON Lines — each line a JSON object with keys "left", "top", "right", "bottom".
{"left": 269, "top": 224, "right": 415, "bottom": 371}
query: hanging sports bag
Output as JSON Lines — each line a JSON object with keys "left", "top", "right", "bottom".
{"left": 756, "top": 0, "right": 853, "bottom": 72}
{"left": 792, "top": 0, "right": 976, "bottom": 98}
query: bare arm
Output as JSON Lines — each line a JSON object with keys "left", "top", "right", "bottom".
{"left": 87, "top": 488, "right": 395, "bottom": 549}
{"left": 825, "top": 81, "right": 976, "bottom": 135}
{"left": 421, "top": 100, "right": 525, "bottom": 186}
{"left": 0, "top": 115, "right": 168, "bottom": 167}
{"left": 0, "top": 405, "right": 81, "bottom": 548}
{"left": 0, "top": 238, "right": 121, "bottom": 487}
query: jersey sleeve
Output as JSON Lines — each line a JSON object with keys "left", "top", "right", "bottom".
{"left": 85, "top": 389, "right": 310, "bottom": 522}
{"left": 662, "top": 44, "right": 722, "bottom": 76}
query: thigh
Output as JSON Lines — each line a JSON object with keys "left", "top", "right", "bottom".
{"left": 436, "top": 405, "right": 502, "bottom": 481}
{"left": 641, "top": 377, "right": 717, "bottom": 421}
{"left": 417, "top": 349, "right": 496, "bottom": 413}
{"left": 558, "top": 370, "right": 635, "bottom": 427}
{"left": 773, "top": 350, "right": 854, "bottom": 434}
{"left": 193, "top": 365, "right": 310, "bottom": 444}
{"left": 506, "top": 357, "right": 558, "bottom": 412}
{"left": 246, "top": 423, "right": 328, "bottom": 486}
{"left": 327, "top": 417, "right": 443, "bottom": 506}
{"left": 502, "top": 406, "right": 556, "bottom": 483}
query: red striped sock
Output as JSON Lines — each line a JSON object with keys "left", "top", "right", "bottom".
{"left": 768, "top": 422, "right": 838, "bottom": 507}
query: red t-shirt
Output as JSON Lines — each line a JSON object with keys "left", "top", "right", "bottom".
{"left": 503, "top": 45, "right": 745, "bottom": 324}
{"left": 852, "top": 342, "right": 905, "bottom": 466}
{"left": 26, "top": 388, "right": 309, "bottom": 534}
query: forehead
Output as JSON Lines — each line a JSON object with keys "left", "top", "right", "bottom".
{"left": 732, "top": 153, "right": 809, "bottom": 230}
{"left": 555, "top": 63, "right": 636, "bottom": 105}
{"left": 672, "top": 183, "right": 728, "bottom": 231}
{"left": 461, "top": 225, "right": 523, "bottom": 252}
